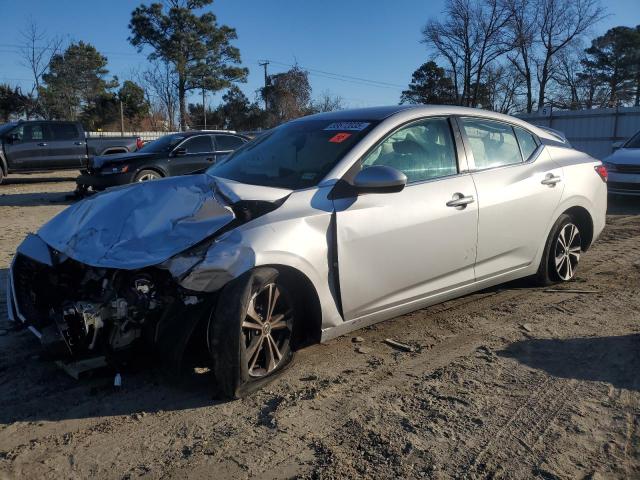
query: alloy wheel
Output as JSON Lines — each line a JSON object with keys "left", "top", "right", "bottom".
{"left": 554, "top": 223, "right": 581, "bottom": 281}
{"left": 242, "top": 283, "right": 293, "bottom": 377}
{"left": 137, "top": 172, "right": 159, "bottom": 182}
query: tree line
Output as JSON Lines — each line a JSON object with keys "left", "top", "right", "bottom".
{"left": 2, "top": 0, "right": 638, "bottom": 130}
{"left": 0, "top": 0, "right": 342, "bottom": 131}
{"left": 402, "top": 0, "right": 640, "bottom": 113}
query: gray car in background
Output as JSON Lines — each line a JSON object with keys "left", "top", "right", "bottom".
{"left": 7, "top": 105, "right": 607, "bottom": 398}
{"left": 603, "top": 130, "right": 640, "bottom": 196}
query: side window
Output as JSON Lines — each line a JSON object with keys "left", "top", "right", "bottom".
{"left": 514, "top": 127, "right": 539, "bottom": 161}
{"left": 461, "top": 118, "right": 522, "bottom": 170}
{"left": 12, "top": 124, "right": 48, "bottom": 142}
{"left": 50, "top": 123, "right": 80, "bottom": 141}
{"left": 361, "top": 117, "right": 458, "bottom": 183}
{"left": 215, "top": 135, "right": 245, "bottom": 151}
{"left": 181, "top": 135, "right": 213, "bottom": 154}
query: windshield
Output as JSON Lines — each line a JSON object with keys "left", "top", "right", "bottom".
{"left": 625, "top": 131, "right": 640, "bottom": 149}
{"left": 138, "top": 133, "right": 185, "bottom": 153}
{"left": 0, "top": 122, "right": 17, "bottom": 136}
{"left": 207, "top": 119, "right": 377, "bottom": 189}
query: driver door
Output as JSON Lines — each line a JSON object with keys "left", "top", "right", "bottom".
{"left": 3, "top": 123, "right": 51, "bottom": 170}
{"left": 334, "top": 117, "right": 478, "bottom": 321}
{"left": 169, "top": 135, "right": 215, "bottom": 175}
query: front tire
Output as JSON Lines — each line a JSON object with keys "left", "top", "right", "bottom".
{"left": 134, "top": 169, "right": 162, "bottom": 182}
{"left": 209, "top": 268, "right": 295, "bottom": 399}
{"left": 534, "top": 214, "right": 582, "bottom": 285}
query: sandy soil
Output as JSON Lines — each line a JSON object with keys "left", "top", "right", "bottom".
{"left": 1, "top": 172, "right": 640, "bottom": 479}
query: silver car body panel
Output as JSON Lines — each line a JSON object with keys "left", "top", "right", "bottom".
{"left": 9, "top": 105, "right": 607, "bottom": 345}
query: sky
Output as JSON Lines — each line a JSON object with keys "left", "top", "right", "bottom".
{"left": 1, "top": 0, "right": 640, "bottom": 109}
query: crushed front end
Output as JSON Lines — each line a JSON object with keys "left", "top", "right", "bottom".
{"left": 8, "top": 236, "right": 211, "bottom": 369}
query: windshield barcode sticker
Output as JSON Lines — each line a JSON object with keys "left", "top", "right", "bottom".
{"left": 324, "top": 122, "right": 370, "bottom": 131}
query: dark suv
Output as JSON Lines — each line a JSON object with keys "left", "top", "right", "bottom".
{"left": 77, "top": 130, "right": 249, "bottom": 191}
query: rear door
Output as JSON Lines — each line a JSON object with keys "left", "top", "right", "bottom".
{"left": 2, "top": 123, "right": 51, "bottom": 170}
{"left": 47, "top": 122, "right": 86, "bottom": 168}
{"left": 213, "top": 134, "right": 247, "bottom": 163}
{"left": 335, "top": 117, "right": 478, "bottom": 320}
{"left": 168, "top": 135, "right": 215, "bottom": 175}
{"left": 458, "top": 117, "right": 563, "bottom": 280}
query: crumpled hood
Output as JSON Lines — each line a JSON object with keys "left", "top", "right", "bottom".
{"left": 604, "top": 148, "right": 640, "bottom": 166}
{"left": 91, "top": 152, "right": 158, "bottom": 170}
{"left": 37, "top": 174, "right": 291, "bottom": 270}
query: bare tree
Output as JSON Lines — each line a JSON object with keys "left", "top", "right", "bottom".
{"left": 484, "top": 64, "right": 524, "bottom": 113}
{"left": 136, "top": 61, "right": 179, "bottom": 130}
{"left": 311, "top": 91, "right": 344, "bottom": 113}
{"left": 535, "top": 0, "right": 605, "bottom": 109}
{"left": 505, "top": 0, "right": 537, "bottom": 112}
{"left": 422, "top": 0, "right": 512, "bottom": 107}
{"left": 18, "top": 18, "right": 64, "bottom": 118}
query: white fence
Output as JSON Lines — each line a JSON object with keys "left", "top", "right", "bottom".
{"left": 517, "top": 106, "right": 640, "bottom": 159}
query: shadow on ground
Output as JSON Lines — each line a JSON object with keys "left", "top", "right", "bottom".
{"left": 1, "top": 175, "right": 77, "bottom": 185}
{"left": 499, "top": 334, "right": 640, "bottom": 391}
{"left": 0, "top": 191, "right": 76, "bottom": 207}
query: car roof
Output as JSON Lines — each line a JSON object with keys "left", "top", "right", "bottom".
{"left": 181, "top": 130, "right": 241, "bottom": 136}
{"left": 300, "top": 105, "right": 561, "bottom": 143}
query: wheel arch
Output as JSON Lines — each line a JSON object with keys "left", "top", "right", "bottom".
{"left": 100, "top": 147, "right": 129, "bottom": 155}
{"left": 562, "top": 205, "right": 594, "bottom": 251}
{"left": 134, "top": 166, "right": 167, "bottom": 179}
{"left": 264, "top": 264, "right": 323, "bottom": 348}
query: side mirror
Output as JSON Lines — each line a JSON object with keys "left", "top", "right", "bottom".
{"left": 173, "top": 147, "right": 187, "bottom": 156}
{"left": 612, "top": 140, "right": 625, "bottom": 151}
{"left": 353, "top": 165, "right": 407, "bottom": 194}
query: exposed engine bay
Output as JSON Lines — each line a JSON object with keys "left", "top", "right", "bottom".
{"left": 11, "top": 251, "right": 203, "bottom": 361}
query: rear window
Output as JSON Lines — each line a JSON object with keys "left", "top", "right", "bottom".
{"left": 50, "top": 123, "right": 79, "bottom": 141}
{"left": 626, "top": 131, "right": 640, "bottom": 148}
{"left": 215, "top": 134, "right": 245, "bottom": 151}
{"left": 514, "top": 127, "right": 539, "bottom": 161}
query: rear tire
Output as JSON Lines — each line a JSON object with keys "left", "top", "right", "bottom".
{"left": 208, "top": 267, "right": 295, "bottom": 399}
{"left": 533, "top": 214, "right": 582, "bottom": 286}
{"left": 134, "top": 169, "right": 162, "bottom": 182}
{"left": 0, "top": 167, "right": 4, "bottom": 184}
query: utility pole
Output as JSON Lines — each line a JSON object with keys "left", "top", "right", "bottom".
{"left": 119, "top": 100, "right": 125, "bottom": 136}
{"left": 259, "top": 60, "right": 270, "bottom": 110}
{"left": 202, "top": 84, "right": 207, "bottom": 130}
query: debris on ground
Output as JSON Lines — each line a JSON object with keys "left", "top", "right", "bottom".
{"left": 521, "top": 323, "right": 533, "bottom": 332}
{"left": 383, "top": 338, "right": 415, "bottom": 352}
{"left": 544, "top": 288, "right": 599, "bottom": 294}
{"left": 352, "top": 336, "right": 365, "bottom": 343}
{"left": 355, "top": 346, "right": 372, "bottom": 354}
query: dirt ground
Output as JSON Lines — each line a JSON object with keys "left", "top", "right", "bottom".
{"left": 1, "top": 171, "right": 640, "bottom": 480}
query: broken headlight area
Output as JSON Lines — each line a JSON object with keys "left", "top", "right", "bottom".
{"left": 11, "top": 253, "right": 207, "bottom": 362}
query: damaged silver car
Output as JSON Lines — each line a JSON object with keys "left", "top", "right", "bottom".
{"left": 7, "top": 106, "right": 607, "bottom": 398}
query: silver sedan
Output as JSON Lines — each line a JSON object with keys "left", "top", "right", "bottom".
{"left": 7, "top": 106, "right": 607, "bottom": 398}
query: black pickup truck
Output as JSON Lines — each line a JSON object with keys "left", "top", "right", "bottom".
{"left": 0, "top": 120, "right": 142, "bottom": 183}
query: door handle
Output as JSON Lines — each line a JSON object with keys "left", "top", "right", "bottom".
{"left": 446, "top": 193, "right": 475, "bottom": 209}
{"left": 74, "top": 141, "right": 85, "bottom": 146}
{"left": 206, "top": 157, "right": 214, "bottom": 162}
{"left": 541, "top": 173, "right": 562, "bottom": 186}
{"left": 37, "top": 142, "right": 47, "bottom": 146}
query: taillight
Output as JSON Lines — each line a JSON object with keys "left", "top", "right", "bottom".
{"left": 594, "top": 164, "right": 607, "bottom": 182}
{"left": 136, "top": 137, "right": 144, "bottom": 150}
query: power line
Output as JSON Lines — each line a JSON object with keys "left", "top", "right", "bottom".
{"left": 263, "top": 59, "right": 406, "bottom": 90}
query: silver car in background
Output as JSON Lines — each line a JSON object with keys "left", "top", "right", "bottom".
{"left": 603, "top": 130, "right": 640, "bottom": 196}
{"left": 7, "top": 105, "right": 607, "bottom": 398}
